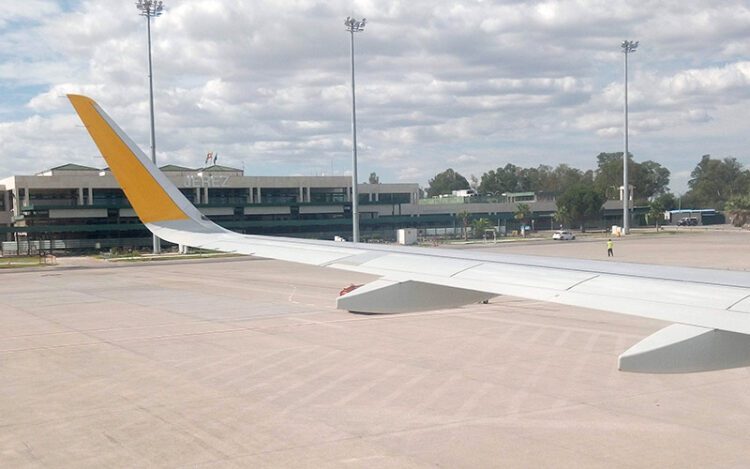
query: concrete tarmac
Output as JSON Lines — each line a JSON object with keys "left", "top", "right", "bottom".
{"left": 2, "top": 229, "right": 750, "bottom": 467}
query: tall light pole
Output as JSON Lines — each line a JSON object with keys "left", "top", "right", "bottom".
{"left": 621, "top": 40, "right": 638, "bottom": 234}
{"left": 345, "top": 16, "right": 365, "bottom": 243}
{"left": 136, "top": 0, "right": 164, "bottom": 254}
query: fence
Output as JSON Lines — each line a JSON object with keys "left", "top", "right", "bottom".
{"left": 1, "top": 238, "right": 154, "bottom": 256}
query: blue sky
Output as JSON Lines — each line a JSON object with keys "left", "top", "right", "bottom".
{"left": 1, "top": 0, "right": 749, "bottom": 194}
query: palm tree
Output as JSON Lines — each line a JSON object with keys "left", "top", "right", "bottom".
{"left": 726, "top": 195, "right": 750, "bottom": 227}
{"left": 646, "top": 200, "right": 665, "bottom": 231}
{"left": 458, "top": 210, "right": 470, "bottom": 240}
{"left": 514, "top": 203, "right": 532, "bottom": 236}
{"left": 471, "top": 218, "right": 493, "bottom": 239}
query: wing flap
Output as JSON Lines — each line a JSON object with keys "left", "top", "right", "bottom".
{"left": 337, "top": 279, "right": 495, "bottom": 314}
{"left": 619, "top": 324, "right": 750, "bottom": 373}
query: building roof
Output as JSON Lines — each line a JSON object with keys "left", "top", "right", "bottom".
{"left": 501, "top": 191, "right": 535, "bottom": 197}
{"left": 34, "top": 163, "right": 103, "bottom": 177}
{"left": 669, "top": 209, "right": 717, "bottom": 214}
{"left": 48, "top": 163, "right": 101, "bottom": 172}
{"left": 160, "top": 164, "right": 195, "bottom": 172}
{"left": 201, "top": 164, "right": 242, "bottom": 173}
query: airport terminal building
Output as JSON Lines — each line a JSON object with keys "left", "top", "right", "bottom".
{"left": 0, "top": 164, "right": 421, "bottom": 253}
{"left": 0, "top": 163, "right": 654, "bottom": 254}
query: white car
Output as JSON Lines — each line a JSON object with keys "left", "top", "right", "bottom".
{"left": 552, "top": 230, "right": 575, "bottom": 240}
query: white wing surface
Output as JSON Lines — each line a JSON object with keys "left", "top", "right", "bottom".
{"left": 68, "top": 95, "right": 750, "bottom": 373}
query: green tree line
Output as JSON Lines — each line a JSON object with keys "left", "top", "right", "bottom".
{"left": 425, "top": 153, "right": 750, "bottom": 228}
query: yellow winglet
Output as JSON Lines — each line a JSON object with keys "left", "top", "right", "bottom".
{"left": 68, "top": 95, "right": 189, "bottom": 224}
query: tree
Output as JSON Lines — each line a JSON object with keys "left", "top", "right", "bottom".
{"left": 469, "top": 174, "right": 480, "bottom": 191}
{"left": 593, "top": 152, "right": 628, "bottom": 199}
{"left": 368, "top": 172, "right": 380, "bottom": 184}
{"left": 556, "top": 184, "right": 605, "bottom": 232}
{"left": 514, "top": 203, "right": 532, "bottom": 236}
{"left": 477, "top": 163, "right": 594, "bottom": 196}
{"left": 725, "top": 195, "right": 750, "bottom": 227}
{"left": 640, "top": 160, "right": 671, "bottom": 199}
{"left": 646, "top": 199, "right": 665, "bottom": 231}
{"left": 685, "top": 155, "right": 750, "bottom": 209}
{"left": 458, "top": 210, "right": 470, "bottom": 240}
{"left": 653, "top": 192, "right": 678, "bottom": 211}
{"left": 678, "top": 191, "right": 701, "bottom": 210}
{"left": 427, "top": 168, "right": 470, "bottom": 197}
{"left": 478, "top": 163, "right": 523, "bottom": 195}
{"left": 514, "top": 203, "right": 531, "bottom": 224}
{"left": 547, "top": 164, "right": 593, "bottom": 194}
{"left": 593, "top": 152, "right": 670, "bottom": 202}
{"left": 514, "top": 166, "right": 539, "bottom": 192}
{"left": 471, "top": 218, "right": 493, "bottom": 239}
{"left": 553, "top": 206, "right": 570, "bottom": 228}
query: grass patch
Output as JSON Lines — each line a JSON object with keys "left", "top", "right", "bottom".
{"left": 102, "top": 251, "right": 240, "bottom": 263}
{"left": 0, "top": 256, "right": 50, "bottom": 269}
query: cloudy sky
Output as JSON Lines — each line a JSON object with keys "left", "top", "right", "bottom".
{"left": 1, "top": 1, "right": 748, "bottom": 192}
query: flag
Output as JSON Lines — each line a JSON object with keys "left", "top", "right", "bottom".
{"left": 205, "top": 152, "right": 212, "bottom": 164}
{"left": 213, "top": 152, "right": 218, "bottom": 164}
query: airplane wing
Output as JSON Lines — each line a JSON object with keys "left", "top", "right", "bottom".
{"left": 68, "top": 94, "right": 750, "bottom": 374}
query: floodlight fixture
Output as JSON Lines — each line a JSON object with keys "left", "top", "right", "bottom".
{"left": 621, "top": 40, "right": 639, "bottom": 53}
{"left": 345, "top": 17, "right": 366, "bottom": 32}
{"left": 136, "top": 0, "right": 164, "bottom": 18}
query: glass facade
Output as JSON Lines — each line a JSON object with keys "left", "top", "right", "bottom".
{"left": 92, "top": 189, "right": 130, "bottom": 207}
{"left": 0, "top": 171, "right": 422, "bottom": 251}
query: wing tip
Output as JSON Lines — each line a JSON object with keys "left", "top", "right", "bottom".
{"left": 67, "top": 93, "right": 91, "bottom": 101}
{"left": 66, "top": 94, "right": 192, "bottom": 225}
{"left": 67, "top": 94, "right": 96, "bottom": 111}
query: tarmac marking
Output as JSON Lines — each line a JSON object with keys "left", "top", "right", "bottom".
{"left": 461, "top": 312, "right": 646, "bottom": 339}
{"left": 286, "top": 317, "right": 345, "bottom": 329}
{"left": 454, "top": 380, "right": 496, "bottom": 418}
{"left": 377, "top": 368, "right": 433, "bottom": 408}
{"left": 279, "top": 357, "right": 386, "bottom": 416}
{"left": 404, "top": 373, "right": 464, "bottom": 419}
{"left": 258, "top": 350, "right": 367, "bottom": 403}
{"left": 334, "top": 362, "right": 411, "bottom": 408}
{"left": 220, "top": 347, "right": 334, "bottom": 391}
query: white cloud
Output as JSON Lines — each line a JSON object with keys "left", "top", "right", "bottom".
{"left": 457, "top": 154, "right": 478, "bottom": 163}
{"left": 0, "top": 0, "right": 748, "bottom": 194}
{"left": 0, "top": 1, "right": 61, "bottom": 28}
{"left": 665, "top": 62, "right": 750, "bottom": 98}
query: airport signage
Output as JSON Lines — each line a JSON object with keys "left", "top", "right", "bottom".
{"left": 185, "top": 174, "right": 231, "bottom": 188}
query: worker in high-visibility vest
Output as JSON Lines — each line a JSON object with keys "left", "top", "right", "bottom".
{"left": 607, "top": 239, "right": 614, "bottom": 257}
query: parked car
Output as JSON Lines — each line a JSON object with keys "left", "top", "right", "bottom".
{"left": 552, "top": 230, "right": 575, "bottom": 240}
{"left": 677, "top": 217, "right": 698, "bottom": 226}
